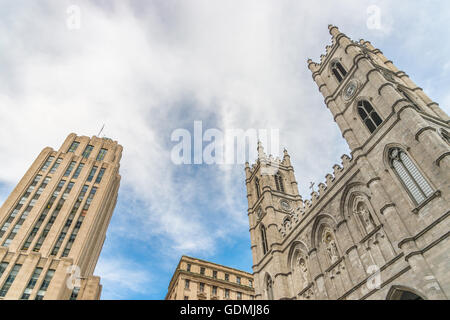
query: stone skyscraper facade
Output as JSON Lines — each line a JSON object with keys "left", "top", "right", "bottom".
{"left": 245, "top": 26, "right": 449, "bottom": 300}
{"left": 0, "top": 133, "right": 122, "bottom": 300}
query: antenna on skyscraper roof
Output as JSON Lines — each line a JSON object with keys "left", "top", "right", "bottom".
{"left": 98, "top": 124, "right": 105, "bottom": 137}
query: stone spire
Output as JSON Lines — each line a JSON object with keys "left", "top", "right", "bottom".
{"left": 282, "top": 148, "right": 292, "bottom": 167}
{"left": 257, "top": 141, "right": 267, "bottom": 160}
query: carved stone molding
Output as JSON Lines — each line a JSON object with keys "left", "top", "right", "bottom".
{"left": 380, "top": 203, "right": 396, "bottom": 215}
{"left": 415, "top": 126, "right": 437, "bottom": 141}
{"left": 366, "top": 177, "right": 381, "bottom": 188}
{"left": 412, "top": 190, "right": 441, "bottom": 214}
{"left": 436, "top": 153, "right": 450, "bottom": 167}
{"left": 359, "top": 224, "right": 382, "bottom": 244}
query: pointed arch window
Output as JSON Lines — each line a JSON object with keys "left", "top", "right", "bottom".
{"left": 331, "top": 61, "right": 347, "bottom": 83}
{"left": 274, "top": 172, "right": 284, "bottom": 192}
{"left": 389, "top": 148, "right": 434, "bottom": 204}
{"left": 255, "top": 178, "right": 261, "bottom": 199}
{"left": 266, "top": 275, "right": 274, "bottom": 300}
{"left": 357, "top": 100, "right": 383, "bottom": 133}
{"left": 261, "top": 225, "right": 268, "bottom": 255}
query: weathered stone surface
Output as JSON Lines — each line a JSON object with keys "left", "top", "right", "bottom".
{"left": 247, "top": 26, "right": 450, "bottom": 300}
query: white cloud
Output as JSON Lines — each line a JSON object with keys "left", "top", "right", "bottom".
{"left": 95, "top": 256, "right": 153, "bottom": 299}
{"left": 0, "top": 0, "right": 449, "bottom": 298}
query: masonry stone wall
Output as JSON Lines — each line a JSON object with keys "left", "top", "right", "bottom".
{"left": 246, "top": 25, "right": 449, "bottom": 300}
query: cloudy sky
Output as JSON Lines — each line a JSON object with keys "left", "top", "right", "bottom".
{"left": 0, "top": 0, "right": 449, "bottom": 299}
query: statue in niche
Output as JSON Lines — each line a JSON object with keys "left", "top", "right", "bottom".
{"left": 323, "top": 231, "right": 339, "bottom": 263}
{"left": 297, "top": 257, "right": 308, "bottom": 284}
{"left": 356, "top": 202, "right": 375, "bottom": 233}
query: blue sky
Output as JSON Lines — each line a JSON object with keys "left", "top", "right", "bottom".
{"left": 0, "top": 0, "right": 449, "bottom": 299}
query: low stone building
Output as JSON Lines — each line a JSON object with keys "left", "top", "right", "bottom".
{"left": 166, "top": 256, "right": 255, "bottom": 300}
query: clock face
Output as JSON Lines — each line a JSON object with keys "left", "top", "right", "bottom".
{"left": 343, "top": 80, "right": 358, "bottom": 100}
{"left": 280, "top": 200, "right": 291, "bottom": 212}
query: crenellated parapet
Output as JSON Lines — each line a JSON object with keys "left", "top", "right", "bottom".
{"left": 246, "top": 144, "right": 294, "bottom": 178}
{"left": 278, "top": 153, "right": 354, "bottom": 239}
{"left": 307, "top": 25, "right": 344, "bottom": 74}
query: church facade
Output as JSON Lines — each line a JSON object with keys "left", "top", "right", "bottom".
{"left": 245, "top": 25, "right": 450, "bottom": 300}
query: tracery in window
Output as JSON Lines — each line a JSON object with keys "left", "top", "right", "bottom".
{"left": 357, "top": 100, "right": 383, "bottom": 133}
{"left": 389, "top": 148, "right": 434, "bottom": 204}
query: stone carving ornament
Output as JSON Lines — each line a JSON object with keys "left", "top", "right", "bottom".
{"left": 297, "top": 257, "right": 308, "bottom": 284}
{"left": 358, "top": 206, "right": 375, "bottom": 233}
{"left": 322, "top": 230, "right": 339, "bottom": 263}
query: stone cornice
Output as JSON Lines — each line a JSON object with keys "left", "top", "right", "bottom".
{"left": 324, "top": 256, "right": 344, "bottom": 273}
{"left": 398, "top": 210, "right": 449, "bottom": 249}
{"left": 411, "top": 190, "right": 441, "bottom": 214}
{"left": 359, "top": 224, "right": 382, "bottom": 244}
{"left": 177, "top": 270, "right": 255, "bottom": 293}
{"left": 404, "top": 231, "right": 450, "bottom": 262}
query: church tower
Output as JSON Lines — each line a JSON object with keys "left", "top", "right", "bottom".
{"left": 303, "top": 26, "right": 450, "bottom": 301}
{"left": 307, "top": 25, "right": 449, "bottom": 228}
{"left": 246, "top": 25, "right": 449, "bottom": 300}
{"left": 308, "top": 25, "right": 449, "bottom": 156}
{"left": 245, "top": 142, "right": 303, "bottom": 299}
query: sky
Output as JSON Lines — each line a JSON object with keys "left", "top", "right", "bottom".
{"left": 0, "top": 0, "right": 449, "bottom": 299}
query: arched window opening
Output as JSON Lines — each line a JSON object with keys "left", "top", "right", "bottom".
{"left": 389, "top": 148, "right": 434, "bottom": 204}
{"left": 255, "top": 178, "right": 261, "bottom": 199}
{"left": 274, "top": 172, "right": 284, "bottom": 192}
{"left": 261, "top": 225, "right": 268, "bottom": 255}
{"left": 266, "top": 275, "right": 274, "bottom": 300}
{"left": 357, "top": 100, "right": 383, "bottom": 133}
{"left": 387, "top": 286, "right": 425, "bottom": 300}
{"left": 331, "top": 61, "right": 347, "bottom": 83}
{"left": 399, "top": 88, "right": 420, "bottom": 111}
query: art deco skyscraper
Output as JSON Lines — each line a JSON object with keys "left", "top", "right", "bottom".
{"left": 0, "top": 133, "right": 122, "bottom": 300}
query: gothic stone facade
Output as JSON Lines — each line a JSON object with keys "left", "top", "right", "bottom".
{"left": 245, "top": 26, "right": 450, "bottom": 300}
